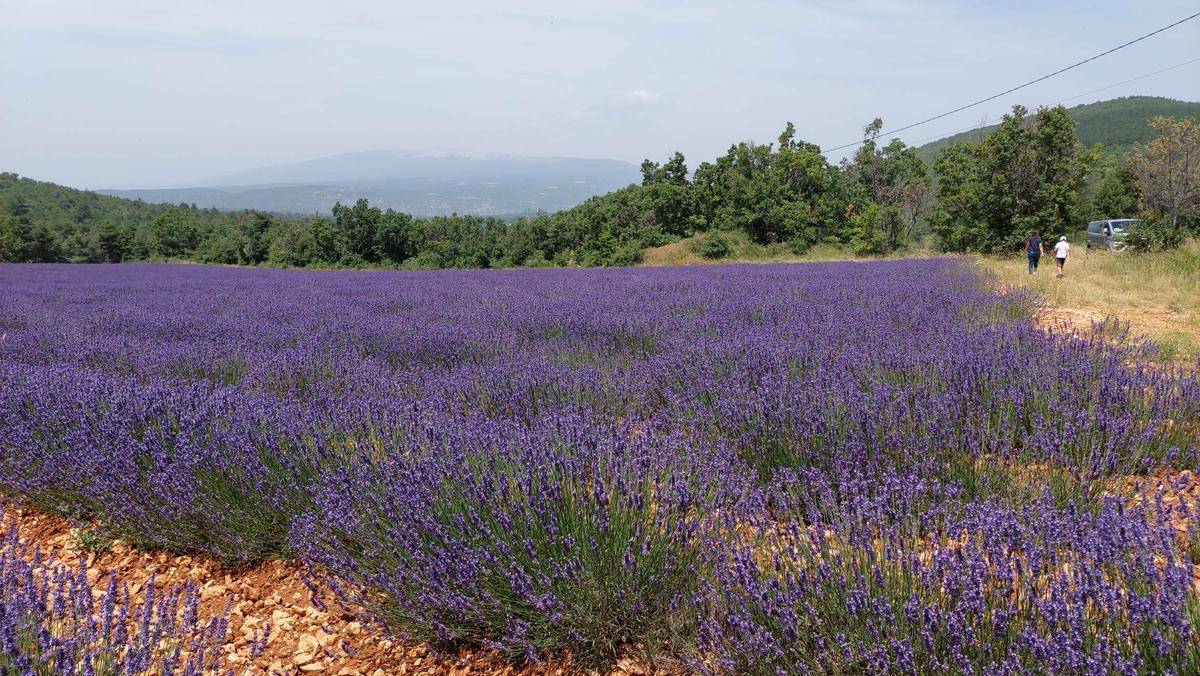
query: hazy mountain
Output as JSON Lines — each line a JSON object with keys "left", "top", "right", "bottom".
{"left": 914, "top": 96, "right": 1200, "bottom": 166}
{"left": 100, "top": 152, "right": 642, "bottom": 216}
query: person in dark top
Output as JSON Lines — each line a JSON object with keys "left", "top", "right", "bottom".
{"left": 1026, "top": 230, "right": 1044, "bottom": 274}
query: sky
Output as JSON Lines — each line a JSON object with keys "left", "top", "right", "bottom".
{"left": 1, "top": 0, "right": 1198, "bottom": 189}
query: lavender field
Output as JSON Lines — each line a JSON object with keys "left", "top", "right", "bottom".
{"left": 2, "top": 260, "right": 1200, "bottom": 673}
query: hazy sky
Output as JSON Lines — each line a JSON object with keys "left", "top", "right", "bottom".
{"left": 2, "top": 0, "right": 1198, "bottom": 188}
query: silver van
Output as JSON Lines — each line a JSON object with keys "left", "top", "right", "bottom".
{"left": 1086, "top": 219, "right": 1143, "bottom": 251}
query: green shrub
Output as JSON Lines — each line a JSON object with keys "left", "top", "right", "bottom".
{"left": 788, "top": 236, "right": 814, "bottom": 255}
{"left": 693, "top": 232, "right": 732, "bottom": 259}
{"left": 609, "top": 242, "right": 644, "bottom": 267}
{"left": 523, "top": 251, "right": 553, "bottom": 268}
{"left": 1126, "top": 220, "right": 1184, "bottom": 252}
{"left": 401, "top": 250, "right": 444, "bottom": 269}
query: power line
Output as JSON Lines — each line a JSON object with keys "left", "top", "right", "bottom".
{"left": 1058, "top": 56, "right": 1200, "bottom": 103}
{"left": 904, "top": 55, "right": 1200, "bottom": 149}
{"left": 823, "top": 10, "right": 1200, "bottom": 153}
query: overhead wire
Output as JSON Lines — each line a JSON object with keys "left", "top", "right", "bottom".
{"left": 1058, "top": 56, "right": 1200, "bottom": 103}
{"left": 898, "top": 55, "right": 1200, "bottom": 150}
{"left": 822, "top": 10, "right": 1200, "bottom": 153}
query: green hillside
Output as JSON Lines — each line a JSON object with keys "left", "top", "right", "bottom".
{"left": 0, "top": 172, "right": 226, "bottom": 230}
{"left": 914, "top": 96, "right": 1200, "bottom": 165}
{"left": 0, "top": 172, "right": 272, "bottom": 263}
{"left": 4, "top": 100, "right": 1195, "bottom": 266}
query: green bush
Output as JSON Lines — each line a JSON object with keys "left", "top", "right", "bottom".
{"left": 401, "top": 250, "right": 444, "bottom": 270}
{"left": 1125, "top": 219, "right": 1184, "bottom": 252}
{"left": 522, "top": 251, "right": 553, "bottom": 268}
{"left": 788, "top": 236, "right": 814, "bottom": 255}
{"left": 694, "top": 232, "right": 732, "bottom": 259}
{"left": 609, "top": 242, "right": 644, "bottom": 267}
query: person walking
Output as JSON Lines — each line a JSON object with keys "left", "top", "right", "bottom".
{"left": 1054, "top": 235, "right": 1070, "bottom": 277}
{"left": 1026, "top": 230, "right": 1044, "bottom": 274}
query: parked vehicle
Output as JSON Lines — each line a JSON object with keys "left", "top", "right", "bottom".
{"left": 1086, "top": 219, "right": 1144, "bottom": 251}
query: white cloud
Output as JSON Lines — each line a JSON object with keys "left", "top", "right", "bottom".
{"left": 573, "top": 89, "right": 664, "bottom": 118}
{"left": 621, "top": 89, "right": 662, "bottom": 105}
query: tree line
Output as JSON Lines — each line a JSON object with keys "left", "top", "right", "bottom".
{"left": 2, "top": 106, "right": 1196, "bottom": 267}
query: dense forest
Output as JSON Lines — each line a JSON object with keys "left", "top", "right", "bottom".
{"left": 2, "top": 101, "right": 1197, "bottom": 267}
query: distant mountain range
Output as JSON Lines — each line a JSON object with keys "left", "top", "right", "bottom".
{"left": 914, "top": 96, "right": 1200, "bottom": 166}
{"left": 100, "top": 152, "right": 642, "bottom": 217}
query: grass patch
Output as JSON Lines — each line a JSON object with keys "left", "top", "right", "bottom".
{"left": 641, "top": 231, "right": 912, "bottom": 266}
{"left": 979, "top": 239, "right": 1200, "bottom": 360}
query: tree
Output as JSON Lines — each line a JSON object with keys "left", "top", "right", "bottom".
{"left": 308, "top": 217, "right": 345, "bottom": 265}
{"left": 930, "top": 142, "right": 986, "bottom": 252}
{"left": 774, "top": 122, "right": 846, "bottom": 248}
{"left": 95, "top": 222, "right": 130, "bottom": 263}
{"left": 266, "top": 223, "right": 316, "bottom": 268}
{"left": 845, "top": 119, "right": 931, "bottom": 253}
{"left": 640, "top": 152, "right": 693, "bottom": 237}
{"left": 1089, "top": 159, "right": 1140, "bottom": 220}
{"left": 19, "top": 224, "right": 61, "bottom": 262}
{"left": 0, "top": 214, "right": 21, "bottom": 261}
{"left": 691, "top": 123, "right": 848, "bottom": 248}
{"left": 333, "top": 199, "right": 383, "bottom": 263}
{"left": 60, "top": 231, "right": 101, "bottom": 263}
{"left": 232, "top": 212, "right": 274, "bottom": 265}
{"left": 1127, "top": 116, "right": 1199, "bottom": 232}
{"left": 7, "top": 196, "right": 29, "bottom": 217}
{"left": 932, "top": 105, "right": 1092, "bottom": 252}
{"left": 148, "top": 208, "right": 199, "bottom": 258}
{"left": 1028, "top": 106, "right": 1095, "bottom": 236}
{"left": 376, "top": 209, "right": 414, "bottom": 264}
{"left": 73, "top": 201, "right": 95, "bottom": 223}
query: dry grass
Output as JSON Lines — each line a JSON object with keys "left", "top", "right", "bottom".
{"left": 640, "top": 231, "right": 929, "bottom": 267}
{"left": 978, "top": 240, "right": 1200, "bottom": 361}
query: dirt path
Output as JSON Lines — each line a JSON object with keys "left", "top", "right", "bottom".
{"left": 1034, "top": 306, "right": 1106, "bottom": 336}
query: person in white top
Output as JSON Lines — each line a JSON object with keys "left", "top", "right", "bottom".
{"left": 1053, "top": 236, "right": 1070, "bottom": 278}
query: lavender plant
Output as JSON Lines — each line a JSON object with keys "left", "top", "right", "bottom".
{"left": 0, "top": 516, "right": 228, "bottom": 674}
{"left": 294, "top": 412, "right": 759, "bottom": 665}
